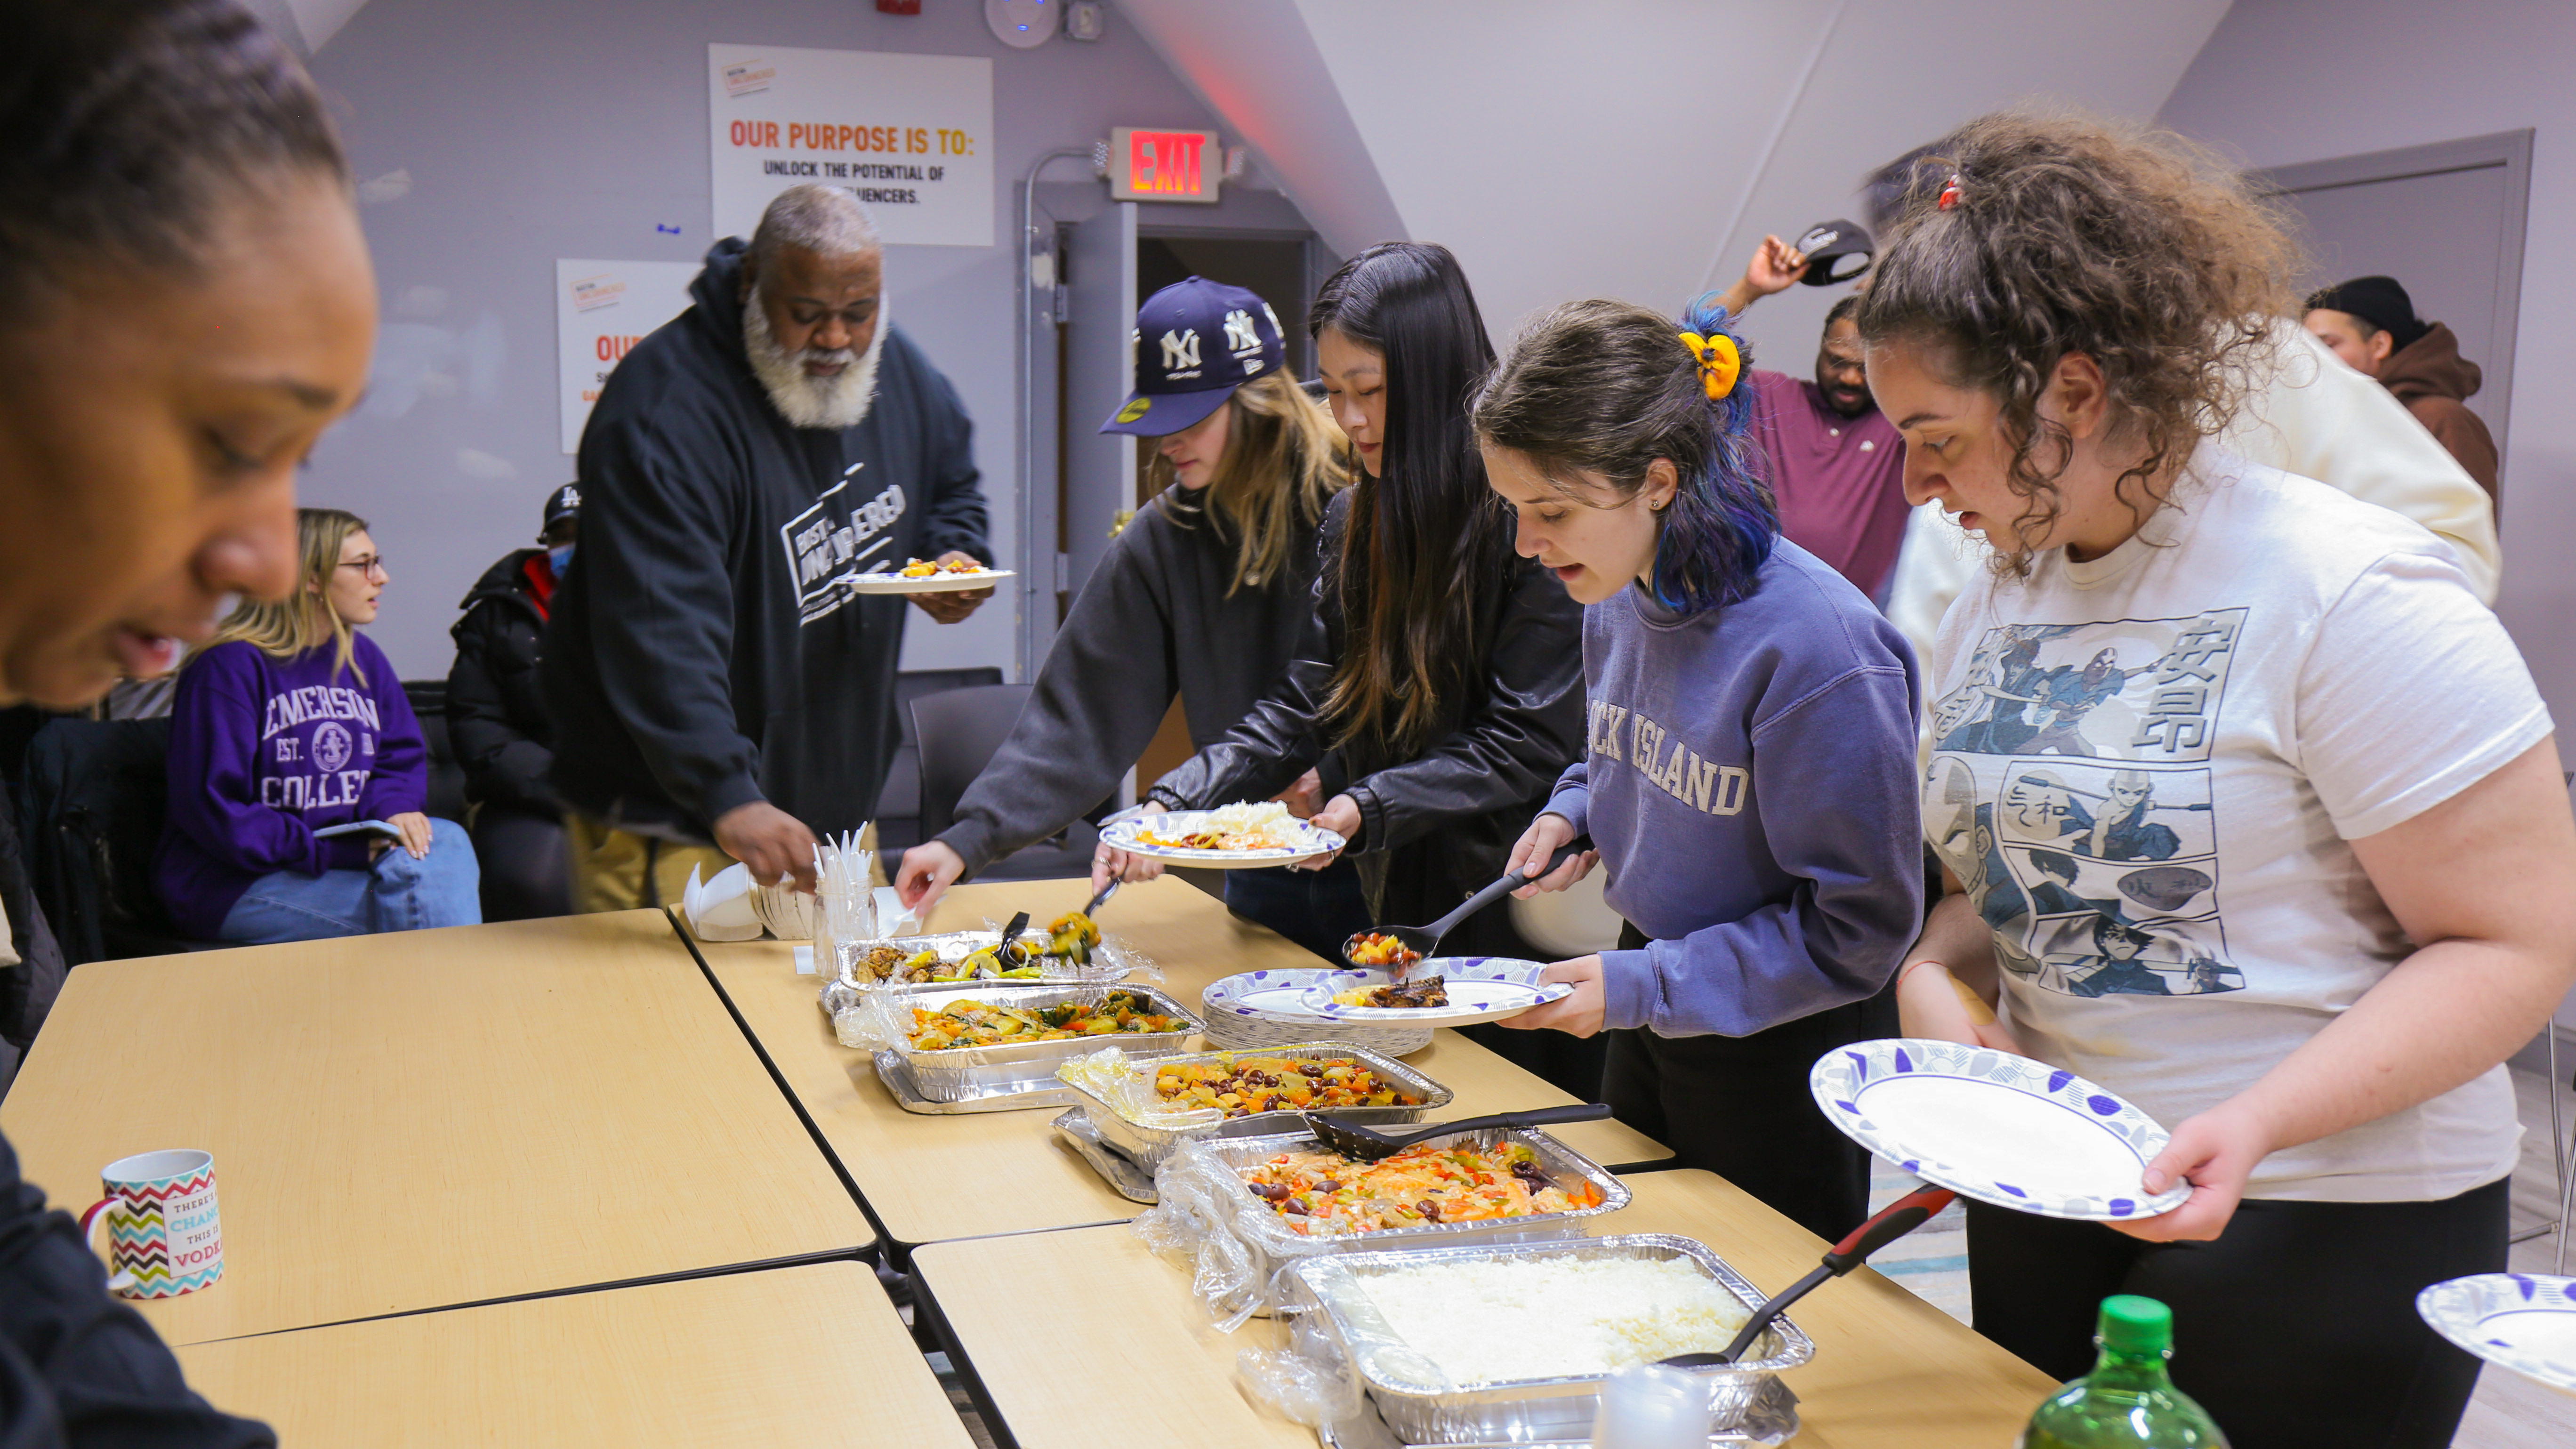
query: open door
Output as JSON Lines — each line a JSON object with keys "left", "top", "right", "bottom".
{"left": 1059, "top": 201, "right": 1138, "bottom": 622}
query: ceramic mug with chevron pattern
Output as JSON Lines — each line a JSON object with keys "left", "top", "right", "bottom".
{"left": 77, "top": 1150, "right": 223, "bottom": 1298}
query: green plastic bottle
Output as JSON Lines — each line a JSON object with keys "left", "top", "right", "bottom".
{"left": 2017, "top": 1296, "right": 2230, "bottom": 1448}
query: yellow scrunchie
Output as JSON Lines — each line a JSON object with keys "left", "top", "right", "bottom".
{"left": 1676, "top": 330, "right": 1741, "bottom": 402}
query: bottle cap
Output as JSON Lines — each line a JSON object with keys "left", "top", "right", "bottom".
{"left": 2098, "top": 1294, "right": 2173, "bottom": 1356}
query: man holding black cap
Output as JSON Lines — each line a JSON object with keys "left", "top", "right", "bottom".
{"left": 892, "top": 276, "right": 1354, "bottom": 944}
{"left": 1715, "top": 227, "right": 1910, "bottom": 599}
{"left": 447, "top": 483, "right": 581, "bottom": 918}
{"left": 2305, "top": 275, "right": 2500, "bottom": 497}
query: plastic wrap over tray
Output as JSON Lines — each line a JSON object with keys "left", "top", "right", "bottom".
{"left": 1130, "top": 1125, "right": 1628, "bottom": 1331}
{"left": 1062, "top": 1043, "right": 1454, "bottom": 1173}
{"left": 837, "top": 927, "right": 1156, "bottom": 988}
{"left": 1278, "top": 1234, "right": 1809, "bottom": 1445}
{"left": 855, "top": 981, "right": 1202, "bottom": 1103}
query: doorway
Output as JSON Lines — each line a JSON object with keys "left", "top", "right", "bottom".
{"left": 2254, "top": 129, "right": 2531, "bottom": 496}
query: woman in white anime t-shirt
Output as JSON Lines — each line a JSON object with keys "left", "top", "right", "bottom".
{"left": 1863, "top": 113, "right": 2576, "bottom": 1448}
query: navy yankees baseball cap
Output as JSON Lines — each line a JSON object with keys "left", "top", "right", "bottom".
{"left": 1100, "top": 276, "right": 1288, "bottom": 436}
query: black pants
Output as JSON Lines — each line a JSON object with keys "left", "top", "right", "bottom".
{"left": 1966, "top": 1175, "right": 2508, "bottom": 1447}
{"left": 1222, "top": 859, "right": 1372, "bottom": 964}
{"left": 1601, "top": 924, "right": 1898, "bottom": 1240}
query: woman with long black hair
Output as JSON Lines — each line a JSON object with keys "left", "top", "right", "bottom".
{"left": 1107, "top": 242, "right": 1595, "bottom": 1092}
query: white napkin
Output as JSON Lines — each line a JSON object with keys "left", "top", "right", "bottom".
{"left": 681, "top": 862, "right": 764, "bottom": 942}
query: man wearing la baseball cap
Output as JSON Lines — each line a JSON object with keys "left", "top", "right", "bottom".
{"left": 1100, "top": 274, "right": 1287, "bottom": 436}
{"left": 894, "top": 274, "right": 1361, "bottom": 957}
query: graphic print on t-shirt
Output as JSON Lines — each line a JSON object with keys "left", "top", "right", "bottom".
{"left": 781, "top": 467, "right": 907, "bottom": 626}
{"left": 1924, "top": 610, "right": 2246, "bottom": 998}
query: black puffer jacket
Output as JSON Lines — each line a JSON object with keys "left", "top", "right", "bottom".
{"left": 1147, "top": 491, "right": 1585, "bottom": 948}
{"left": 448, "top": 549, "right": 557, "bottom": 817}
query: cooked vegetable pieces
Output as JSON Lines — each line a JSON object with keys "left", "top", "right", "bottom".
{"left": 1239, "top": 1139, "right": 1603, "bottom": 1235}
{"left": 1151, "top": 1055, "right": 1422, "bottom": 1118}
{"left": 904, "top": 990, "right": 1181, "bottom": 1050}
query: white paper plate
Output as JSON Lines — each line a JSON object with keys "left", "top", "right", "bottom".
{"left": 1098, "top": 810, "right": 1344, "bottom": 868}
{"left": 1292, "top": 959, "right": 1571, "bottom": 1028}
{"left": 2418, "top": 1274, "right": 2576, "bottom": 1397}
{"left": 1809, "top": 1038, "right": 2191, "bottom": 1222}
{"left": 1203, "top": 967, "right": 1358, "bottom": 1022}
{"left": 845, "top": 567, "right": 1014, "bottom": 595}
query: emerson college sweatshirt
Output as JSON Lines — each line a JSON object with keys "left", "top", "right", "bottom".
{"left": 152, "top": 637, "right": 428, "bottom": 939}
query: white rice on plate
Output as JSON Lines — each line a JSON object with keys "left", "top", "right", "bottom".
{"left": 1201, "top": 800, "right": 1297, "bottom": 843}
{"left": 1352, "top": 1256, "right": 1751, "bottom": 1385}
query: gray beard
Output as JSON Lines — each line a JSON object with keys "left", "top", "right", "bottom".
{"left": 744, "top": 297, "right": 885, "bottom": 430}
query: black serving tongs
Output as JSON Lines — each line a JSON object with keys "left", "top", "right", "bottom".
{"left": 1659, "top": 1185, "right": 1957, "bottom": 1367}
{"left": 1338, "top": 835, "right": 1593, "bottom": 971}
{"left": 1304, "top": 1103, "right": 1614, "bottom": 1163}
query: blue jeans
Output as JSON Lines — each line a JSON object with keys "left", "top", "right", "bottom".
{"left": 217, "top": 818, "right": 483, "bottom": 944}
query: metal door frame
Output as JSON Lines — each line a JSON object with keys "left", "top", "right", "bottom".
{"left": 2253, "top": 129, "right": 2532, "bottom": 460}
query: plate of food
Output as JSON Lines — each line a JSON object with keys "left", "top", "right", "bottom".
{"left": 1293, "top": 958, "right": 1570, "bottom": 1028}
{"left": 1809, "top": 1038, "right": 2192, "bottom": 1221}
{"left": 846, "top": 557, "right": 1015, "bottom": 594}
{"left": 1204, "top": 967, "right": 1362, "bottom": 1022}
{"left": 2416, "top": 1274, "right": 2576, "bottom": 1398}
{"left": 1098, "top": 801, "right": 1344, "bottom": 867}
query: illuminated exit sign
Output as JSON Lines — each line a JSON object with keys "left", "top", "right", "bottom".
{"left": 1110, "top": 127, "right": 1221, "bottom": 204}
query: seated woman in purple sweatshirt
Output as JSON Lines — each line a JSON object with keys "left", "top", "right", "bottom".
{"left": 1473, "top": 298, "right": 1923, "bottom": 1240}
{"left": 155, "top": 508, "right": 481, "bottom": 943}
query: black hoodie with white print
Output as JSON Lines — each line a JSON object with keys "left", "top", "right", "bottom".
{"left": 542, "top": 238, "right": 989, "bottom": 841}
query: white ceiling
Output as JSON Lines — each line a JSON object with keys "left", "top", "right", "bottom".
{"left": 1125, "top": 0, "right": 2234, "bottom": 360}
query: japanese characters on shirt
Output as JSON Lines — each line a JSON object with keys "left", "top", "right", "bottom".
{"left": 1924, "top": 609, "right": 2246, "bottom": 1000}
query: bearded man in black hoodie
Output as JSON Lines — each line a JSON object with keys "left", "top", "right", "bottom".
{"left": 544, "top": 185, "right": 991, "bottom": 910}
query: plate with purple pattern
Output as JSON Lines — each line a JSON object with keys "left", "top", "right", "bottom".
{"left": 1202, "top": 968, "right": 1360, "bottom": 1023}
{"left": 2417, "top": 1274, "right": 2576, "bottom": 1397}
{"left": 1809, "top": 1038, "right": 2191, "bottom": 1221}
{"left": 1289, "top": 958, "right": 1570, "bottom": 1027}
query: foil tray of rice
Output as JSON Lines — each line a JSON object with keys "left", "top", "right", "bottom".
{"left": 1281, "top": 1234, "right": 1810, "bottom": 1444}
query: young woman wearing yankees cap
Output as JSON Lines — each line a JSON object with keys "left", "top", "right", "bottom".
{"left": 894, "top": 276, "right": 1356, "bottom": 955}
{"left": 1114, "top": 242, "right": 1599, "bottom": 1096}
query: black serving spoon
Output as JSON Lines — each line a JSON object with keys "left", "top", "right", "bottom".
{"left": 1659, "top": 1186, "right": 1957, "bottom": 1367}
{"left": 1339, "top": 835, "right": 1593, "bottom": 971}
{"left": 1303, "top": 1103, "right": 1614, "bottom": 1163}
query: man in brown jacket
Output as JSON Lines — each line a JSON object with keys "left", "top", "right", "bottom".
{"left": 2304, "top": 275, "right": 2501, "bottom": 499}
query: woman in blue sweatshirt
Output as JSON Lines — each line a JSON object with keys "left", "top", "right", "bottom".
{"left": 1473, "top": 298, "right": 1923, "bottom": 1239}
{"left": 155, "top": 508, "right": 481, "bottom": 943}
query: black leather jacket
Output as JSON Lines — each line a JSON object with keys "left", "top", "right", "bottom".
{"left": 1149, "top": 493, "right": 1585, "bottom": 945}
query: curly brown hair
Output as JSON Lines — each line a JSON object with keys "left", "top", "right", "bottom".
{"left": 1854, "top": 110, "right": 2300, "bottom": 561}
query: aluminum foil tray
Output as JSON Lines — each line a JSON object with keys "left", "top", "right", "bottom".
{"left": 884, "top": 981, "right": 1203, "bottom": 1103}
{"left": 874, "top": 1051, "right": 1079, "bottom": 1114}
{"left": 1205, "top": 1125, "right": 1629, "bottom": 1274}
{"left": 1062, "top": 1043, "right": 1454, "bottom": 1173}
{"left": 844, "top": 928, "right": 1141, "bottom": 986}
{"left": 1287, "top": 1234, "right": 1810, "bottom": 1445}
{"left": 1052, "top": 1109, "right": 1159, "bottom": 1203}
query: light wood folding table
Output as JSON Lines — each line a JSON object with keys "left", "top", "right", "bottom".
{"left": 175, "top": 1262, "right": 970, "bottom": 1448}
{"left": 1, "top": 910, "right": 871, "bottom": 1345}
{"left": 910, "top": 1168, "right": 2056, "bottom": 1449}
{"left": 684, "top": 875, "right": 1667, "bottom": 1252}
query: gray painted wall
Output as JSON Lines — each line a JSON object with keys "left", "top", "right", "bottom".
{"left": 2160, "top": 0, "right": 2569, "bottom": 733}
{"left": 301, "top": 0, "right": 1239, "bottom": 680}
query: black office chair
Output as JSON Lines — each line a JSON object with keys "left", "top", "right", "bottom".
{"left": 908, "top": 684, "right": 1099, "bottom": 883}
{"left": 17, "top": 716, "right": 209, "bottom": 963}
{"left": 877, "top": 666, "right": 1004, "bottom": 852}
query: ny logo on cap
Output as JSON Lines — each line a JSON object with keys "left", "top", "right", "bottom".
{"left": 1222, "top": 309, "right": 1262, "bottom": 356}
{"left": 1160, "top": 328, "right": 1201, "bottom": 374}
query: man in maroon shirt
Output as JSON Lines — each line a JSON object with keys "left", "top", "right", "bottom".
{"left": 1717, "top": 236, "right": 1908, "bottom": 599}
